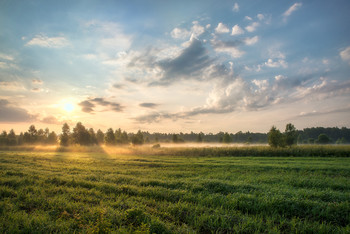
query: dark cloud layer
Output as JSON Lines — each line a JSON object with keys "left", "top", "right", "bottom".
{"left": 0, "top": 99, "right": 35, "bottom": 122}
{"left": 139, "top": 103, "right": 159, "bottom": 108}
{"left": 79, "top": 98, "right": 123, "bottom": 113}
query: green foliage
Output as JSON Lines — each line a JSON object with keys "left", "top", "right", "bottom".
{"left": 104, "top": 128, "right": 115, "bottom": 145}
{"left": 318, "top": 133, "right": 331, "bottom": 144}
{"left": 131, "top": 130, "right": 144, "bottom": 145}
{"left": 222, "top": 132, "right": 232, "bottom": 143}
{"left": 60, "top": 123, "right": 70, "bottom": 146}
{"left": 72, "top": 122, "right": 92, "bottom": 145}
{"left": 0, "top": 151, "right": 349, "bottom": 233}
{"left": 285, "top": 123, "right": 297, "bottom": 147}
{"left": 268, "top": 126, "right": 285, "bottom": 148}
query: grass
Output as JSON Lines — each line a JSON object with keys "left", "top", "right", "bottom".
{"left": 0, "top": 149, "right": 350, "bottom": 233}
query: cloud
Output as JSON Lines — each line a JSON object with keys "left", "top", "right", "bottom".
{"left": 0, "top": 99, "right": 35, "bottom": 122}
{"left": 41, "top": 116, "right": 61, "bottom": 125}
{"left": 79, "top": 97, "right": 123, "bottom": 113}
{"left": 32, "top": 79, "right": 43, "bottom": 84}
{"left": 244, "top": 36, "right": 259, "bottom": 45}
{"left": 112, "top": 83, "right": 125, "bottom": 89}
{"left": 231, "top": 25, "right": 244, "bottom": 36}
{"left": 215, "top": 23, "right": 230, "bottom": 34}
{"left": 232, "top": 3, "right": 239, "bottom": 12}
{"left": 257, "top": 14, "right": 265, "bottom": 21}
{"left": 340, "top": 46, "right": 350, "bottom": 65}
{"left": 31, "top": 88, "right": 42, "bottom": 92}
{"left": 0, "top": 53, "right": 14, "bottom": 61}
{"left": 245, "top": 22, "right": 259, "bottom": 32}
{"left": 171, "top": 21, "right": 205, "bottom": 40}
{"left": 0, "top": 81, "right": 26, "bottom": 91}
{"left": 139, "top": 103, "right": 159, "bottom": 108}
{"left": 150, "top": 38, "right": 213, "bottom": 85}
{"left": 26, "top": 34, "right": 69, "bottom": 48}
{"left": 171, "top": 27, "right": 191, "bottom": 39}
{"left": 265, "top": 58, "right": 288, "bottom": 68}
{"left": 211, "top": 39, "right": 245, "bottom": 58}
{"left": 283, "top": 3, "right": 302, "bottom": 21}
{"left": 245, "top": 16, "right": 253, "bottom": 21}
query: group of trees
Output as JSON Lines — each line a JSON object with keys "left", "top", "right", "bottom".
{"left": 0, "top": 122, "right": 349, "bottom": 147}
{"left": 267, "top": 123, "right": 298, "bottom": 148}
{"left": 0, "top": 125, "right": 58, "bottom": 146}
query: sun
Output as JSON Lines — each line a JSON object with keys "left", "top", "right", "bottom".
{"left": 63, "top": 103, "right": 75, "bottom": 112}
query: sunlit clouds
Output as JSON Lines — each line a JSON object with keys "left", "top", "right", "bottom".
{"left": 0, "top": 0, "right": 350, "bottom": 133}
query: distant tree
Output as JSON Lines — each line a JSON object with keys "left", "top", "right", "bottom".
{"left": 7, "top": 129, "right": 17, "bottom": 146}
{"left": 72, "top": 122, "right": 91, "bottom": 145}
{"left": 131, "top": 130, "right": 144, "bottom": 145}
{"left": 28, "top": 125, "right": 37, "bottom": 143}
{"left": 308, "top": 138, "right": 315, "bottom": 144}
{"left": 96, "top": 129, "right": 104, "bottom": 144}
{"left": 47, "top": 131, "right": 58, "bottom": 144}
{"left": 60, "top": 123, "right": 70, "bottom": 146}
{"left": 268, "top": 126, "right": 284, "bottom": 148}
{"left": 172, "top": 134, "right": 178, "bottom": 143}
{"left": 23, "top": 132, "right": 31, "bottom": 144}
{"left": 336, "top": 137, "right": 346, "bottom": 144}
{"left": 18, "top": 132, "right": 24, "bottom": 145}
{"left": 197, "top": 133, "right": 203, "bottom": 142}
{"left": 121, "top": 131, "right": 129, "bottom": 144}
{"left": 88, "top": 128, "right": 97, "bottom": 145}
{"left": 284, "top": 123, "right": 297, "bottom": 147}
{"left": 0, "top": 131, "right": 8, "bottom": 145}
{"left": 37, "top": 128, "right": 46, "bottom": 143}
{"left": 223, "top": 132, "right": 232, "bottom": 143}
{"left": 105, "top": 128, "right": 115, "bottom": 145}
{"left": 317, "top": 134, "right": 331, "bottom": 144}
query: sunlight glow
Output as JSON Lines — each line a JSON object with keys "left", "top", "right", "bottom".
{"left": 63, "top": 103, "right": 75, "bottom": 112}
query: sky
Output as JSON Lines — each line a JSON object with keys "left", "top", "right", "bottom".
{"left": 0, "top": 0, "right": 350, "bottom": 134}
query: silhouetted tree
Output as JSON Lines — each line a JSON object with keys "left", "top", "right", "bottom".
{"left": 284, "top": 123, "right": 297, "bottom": 147}
{"left": 60, "top": 123, "right": 70, "bottom": 146}
{"left": 172, "top": 134, "right": 178, "bottom": 143}
{"left": 223, "top": 132, "right": 232, "bottom": 143}
{"left": 47, "top": 131, "right": 58, "bottom": 144}
{"left": 105, "top": 128, "right": 115, "bottom": 145}
{"left": 96, "top": 129, "right": 105, "bottom": 144}
{"left": 72, "top": 122, "right": 91, "bottom": 145}
{"left": 317, "top": 134, "right": 331, "bottom": 144}
{"left": 268, "top": 126, "right": 284, "bottom": 148}
{"left": 131, "top": 130, "right": 144, "bottom": 145}
{"left": 28, "top": 125, "right": 37, "bottom": 143}
{"left": 7, "top": 129, "right": 17, "bottom": 146}
{"left": 88, "top": 128, "right": 97, "bottom": 145}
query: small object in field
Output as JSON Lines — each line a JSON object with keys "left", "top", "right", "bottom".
{"left": 152, "top": 144, "right": 161, "bottom": 148}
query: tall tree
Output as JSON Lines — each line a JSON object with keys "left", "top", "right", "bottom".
{"left": 60, "top": 123, "right": 70, "bottom": 146}
{"left": 131, "top": 130, "right": 144, "bottom": 145}
{"left": 268, "top": 126, "right": 284, "bottom": 148}
{"left": 284, "top": 123, "right": 297, "bottom": 147}
{"left": 72, "top": 122, "right": 91, "bottom": 145}
{"left": 105, "top": 128, "right": 115, "bottom": 145}
{"left": 96, "top": 129, "right": 105, "bottom": 144}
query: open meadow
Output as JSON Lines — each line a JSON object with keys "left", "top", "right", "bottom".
{"left": 1, "top": 146, "right": 350, "bottom": 233}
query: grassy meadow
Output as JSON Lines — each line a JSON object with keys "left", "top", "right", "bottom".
{"left": 0, "top": 146, "right": 350, "bottom": 233}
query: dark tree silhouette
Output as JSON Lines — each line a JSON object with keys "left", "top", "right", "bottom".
{"left": 60, "top": 123, "right": 70, "bottom": 146}
{"left": 105, "top": 128, "right": 115, "bottom": 145}
{"left": 284, "top": 123, "right": 297, "bottom": 147}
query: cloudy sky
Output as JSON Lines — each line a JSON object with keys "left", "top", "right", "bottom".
{"left": 1, "top": 0, "right": 350, "bottom": 134}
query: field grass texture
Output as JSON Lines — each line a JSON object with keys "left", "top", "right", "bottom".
{"left": 0, "top": 151, "right": 349, "bottom": 233}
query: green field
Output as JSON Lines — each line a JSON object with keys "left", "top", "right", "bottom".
{"left": 1, "top": 149, "right": 350, "bottom": 233}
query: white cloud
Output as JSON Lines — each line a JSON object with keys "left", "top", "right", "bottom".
{"left": 274, "top": 75, "right": 286, "bottom": 81}
{"left": 231, "top": 24, "right": 244, "bottom": 36}
{"left": 244, "top": 36, "right": 259, "bottom": 45}
{"left": 206, "top": 24, "right": 211, "bottom": 29}
{"left": 171, "top": 21, "right": 205, "bottom": 40}
{"left": 215, "top": 23, "right": 230, "bottom": 34}
{"left": 171, "top": 27, "right": 191, "bottom": 39}
{"left": 257, "top": 14, "right": 265, "bottom": 21}
{"left": 265, "top": 59, "right": 288, "bottom": 68}
{"left": 0, "top": 81, "right": 26, "bottom": 91}
{"left": 283, "top": 3, "right": 302, "bottom": 21}
{"left": 191, "top": 21, "right": 205, "bottom": 37}
{"left": 0, "top": 53, "right": 14, "bottom": 61}
{"left": 245, "top": 16, "right": 253, "bottom": 21}
{"left": 245, "top": 22, "right": 259, "bottom": 32}
{"left": 233, "top": 3, "right": 239, "bottom": 12}
{"left": 340, "top": 46, "right": 350, "bottom": 65}
{"left": 26, "top": 34, "right": 69, "bottom": 48}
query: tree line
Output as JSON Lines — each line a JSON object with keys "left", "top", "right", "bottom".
{"left": 0, "top": 122, "right": 349, "bottom": 147}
